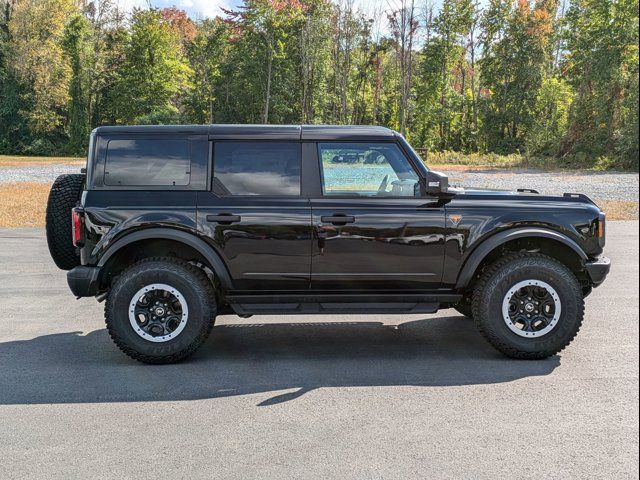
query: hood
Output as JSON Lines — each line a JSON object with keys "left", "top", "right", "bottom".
{"left": 448, "top": 186, "right": 534, "bottom": 196}
{"left": 448, "top": 186, "right": 599, "bottom": 208}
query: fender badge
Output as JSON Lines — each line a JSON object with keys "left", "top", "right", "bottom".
{"left": 449, "top": 214, "right": 463, "bottom": 226}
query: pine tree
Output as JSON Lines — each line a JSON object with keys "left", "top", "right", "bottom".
{"left": 62, "top": 14, "right": 92, "bottom": 154}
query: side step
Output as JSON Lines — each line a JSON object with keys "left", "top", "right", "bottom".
{"left": 226, "top": 293, "right": 462, "bottom": 316}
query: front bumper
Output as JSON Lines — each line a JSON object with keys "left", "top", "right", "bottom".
{"left": 585, "top": 255, "right": 611, "bottom": 287}
{"left": 67, "top": 266, "right": 100, "bottom": 297}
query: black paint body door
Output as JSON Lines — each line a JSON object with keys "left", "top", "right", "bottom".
{"left": 197, "top": 141, "right": 312, "bottom": 291}
{"left": 311, "top": 198, "right": 446, "bottom": 290}
{"left": 310, "top": 142, "right": 446, "bottom": 290}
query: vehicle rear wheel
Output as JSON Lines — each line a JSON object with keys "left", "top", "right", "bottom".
{"left": 105, "top": 257, "right": 216, "bottom": 364}
{"left": 45, "top": 173, "right": 85, "bottom": 270}
{"left": 472, "top": 253, "right": 584, "bottom": 359}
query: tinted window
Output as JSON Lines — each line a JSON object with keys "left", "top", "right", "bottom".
{"left": 318, "top": 143, "right": 419, "bottom": 197}
{"left": 213, "top": 142, "right": 301, "bottom": 196}
{"left": 104, "top": 139, "right": 190, "bottom": 186}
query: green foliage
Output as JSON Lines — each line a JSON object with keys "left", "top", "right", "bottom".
{"left": 132, "top": 106, "right": 182, "bottom": 125}
{"left": 7, "top": 0, "right": 75, "bottom": 134}
{"left": 0, "top": 1, "right": 26, "bottom": 153}
{"left": 111, "top": 9, "right": 191, "bottom": 124}
{"left": 479, "top": 0, "right": 558, "bottom": 153}
{"left": 63, "top": 15, "right": 92, "bottom": 155}
{"left": 526, "top": 77, "right": 573, "bottom": 156}
{"left": 412, "top": 0, "right": 480, "bottom": 152}
{"left": 562, "top": 0, "right": 639, "bottom": 168}
{"left": 0, "top": 0, "right": 637, "bottom": 170}
{"left": 617, "top": 66, "right": 639, "bottom": 168}
{"left": 184, "top": 18, "right": 229, "bottom": 123}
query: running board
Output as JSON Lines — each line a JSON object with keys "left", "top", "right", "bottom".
{"left": 226, "top": 293, "right": 462, "bottom": 316}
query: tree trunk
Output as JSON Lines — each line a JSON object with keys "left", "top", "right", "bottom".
{"left": 264, "top": 43, "right": 273, "bottom": 124}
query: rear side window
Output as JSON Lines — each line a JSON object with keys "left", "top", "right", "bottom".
{"left": 104, "top": 139, "right": 191, "bottom": 186}
{"left": 213, "top": 142, "right": 301, "bottom": 196}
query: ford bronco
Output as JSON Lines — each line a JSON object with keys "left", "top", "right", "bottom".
{"left": 45, "top": 125, "right": 610, "bottom": 363}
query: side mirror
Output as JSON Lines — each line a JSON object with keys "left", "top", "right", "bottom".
{"left": 421, "top": 170, "right": 449, "bottom": 196}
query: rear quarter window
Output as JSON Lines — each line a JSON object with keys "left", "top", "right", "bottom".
{"left": 212, "top": 142, "right": 301, "bottom": 196}
{"left": 104, "top": 139, "right": 191, "bottom": 186}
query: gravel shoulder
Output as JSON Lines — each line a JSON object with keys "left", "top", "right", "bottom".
{"left": 0, "top": 164, "right": 84, "bottom": 183}
{"left": 1, "top": 163, "right": 637, "bottom": 201}
{"left": 446, "top": 168, "right": 639, "bottom": 201}
{"left": 0, "top": 164, "right": 638, "bottom": 226}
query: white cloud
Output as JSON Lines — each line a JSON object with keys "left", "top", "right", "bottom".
{"left": 116, "top": 0, "right": 231, "bottom": 18}
{"left": 158, "top": 0, "right": 231, "bottom": 18}
{"left": 116, "top": 0, "right": 147, "bottom": 11}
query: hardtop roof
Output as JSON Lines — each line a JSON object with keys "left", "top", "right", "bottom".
{"left": 92, "top": 124, "right": 397, "bottom": 141}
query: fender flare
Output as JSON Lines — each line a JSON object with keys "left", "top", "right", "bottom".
{"left": 97, "top": 228, "right": 233, "bottom": 290}
{"left": 455, "top": 227, "right": 588, "bottom": 289}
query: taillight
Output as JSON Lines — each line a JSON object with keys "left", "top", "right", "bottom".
{"left": 72, "top": 208, "right": 83, "bottom": 247}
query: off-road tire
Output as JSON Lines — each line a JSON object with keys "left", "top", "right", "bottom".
{"left": 46, "top": 173, "right": 85, "bottom": 270}
{"left": 105, "top": 257, "right": 217, "bottom": 364}
{"left": 472, "top": 253, "right": 584, "bottom": 359}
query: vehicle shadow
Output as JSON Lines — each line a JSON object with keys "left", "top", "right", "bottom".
{"left": 0, "top": 316, "right": 560, "bottom": 406}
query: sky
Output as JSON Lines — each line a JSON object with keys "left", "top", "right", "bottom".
{"left": 117, "top": 0, "right": 395, "bottom": 20}
{"left": 117, "top": 0, "right": 236, "bottom": 18}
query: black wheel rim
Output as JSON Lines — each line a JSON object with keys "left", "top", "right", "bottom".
{"left": 502, "top": 280, "right": 561, "bottom": 338}
{"left": 128, "top": 284, "right": 188, "bottom": 342}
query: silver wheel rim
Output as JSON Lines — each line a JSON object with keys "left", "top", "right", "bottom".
{"left": 502, "top": 279, "right": 561, "bottom": 338}
{"left": 128, "top": 283, "right": 189, "bottom": 343}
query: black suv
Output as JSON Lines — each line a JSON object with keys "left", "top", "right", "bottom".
{"left": 45, "top": 125, "right": 610, "bottom": 363}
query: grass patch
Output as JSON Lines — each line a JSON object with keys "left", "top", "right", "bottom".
{"left": 420, "top": 151, "right": 639, "bottom": 171}
{"left": 0, "top": 184, "right": 636, "bottom": 229}
{"left": 2, "top": 152, "right": 636, "bottom": 172}
{"left": 596, "top": 200, "right": 639, "bottom": 221}
{"left": 422, "top": 151, "right": 526, "bottom": 169}
{"left": 0, "top": 183, "right": 51, "bottom": 228}
{"left": 0, "top": 155, "right": 84, "bottom": 167}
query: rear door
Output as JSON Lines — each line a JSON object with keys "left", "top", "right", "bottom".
{"left": 310, "top": 141, "right": 446, "bottom": 290}
{"left": 197, "top": 141, "right": 312, "bottom": 291}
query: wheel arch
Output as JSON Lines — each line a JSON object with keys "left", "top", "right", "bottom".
{"left": 97, "top": 228, "right": 233, "bottom": 291}
{"left": 455, "top": 228, "right": 588, "bottom": 290}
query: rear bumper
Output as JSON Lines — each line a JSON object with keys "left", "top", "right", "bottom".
{"left": 67, "top": 266, "right": 100, "bottom": 297}
{"left": 585, "top": 256, "right": 611, "bottom": 287}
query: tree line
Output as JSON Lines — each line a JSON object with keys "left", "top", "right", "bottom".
{"left": 0, "top": 0, "right": 638, "bottom": 169}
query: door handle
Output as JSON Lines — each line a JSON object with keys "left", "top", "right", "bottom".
{"left": 206, "top": 214, "right": 241, "bottom": 224}
{"left": 321, "top": 215, "right": 355, "bottom": 225}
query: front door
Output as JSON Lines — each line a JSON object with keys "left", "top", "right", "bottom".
{"left": 197, "top": 141, "right": 311, "bottom": 291}
{"left": 311, "top": 142, "right": 446, "bottom": 290}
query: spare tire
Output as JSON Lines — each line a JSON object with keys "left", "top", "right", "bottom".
{"left": 46, "top": 173, "right": 85, "bottom": 270}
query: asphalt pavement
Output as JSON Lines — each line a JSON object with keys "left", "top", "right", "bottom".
{"left": 0, "top": 222, "right": 638, "bottom": 479}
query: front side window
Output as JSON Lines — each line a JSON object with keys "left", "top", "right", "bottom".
{"left": 104, "top": 139, "right": 191, "bottom": 186}
{"left": 213, "top": 142, "right": 301, "bottom": 196}
{"left": 319, "top": 142, "right": 419, "bottom": 197}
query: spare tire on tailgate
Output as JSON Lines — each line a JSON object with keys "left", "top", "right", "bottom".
{"left": 46, "top": 173, "right": 85, "bottom": 270}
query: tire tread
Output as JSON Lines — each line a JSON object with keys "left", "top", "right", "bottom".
{"left": 471, "top": 252, "right": 585, "bottom": 359}
{"left": 104, "top": 257, "right": 216, "bottom": 364}
{"left": 45, "top": 174, "right": 85, "bottom": 270}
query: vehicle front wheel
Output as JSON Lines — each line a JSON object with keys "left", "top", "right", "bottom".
{"left": 105, "top": 257, "right": 216, "bottom": 364}
{"left": 472, "top": 253, "right": 584, "bottom": 359}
